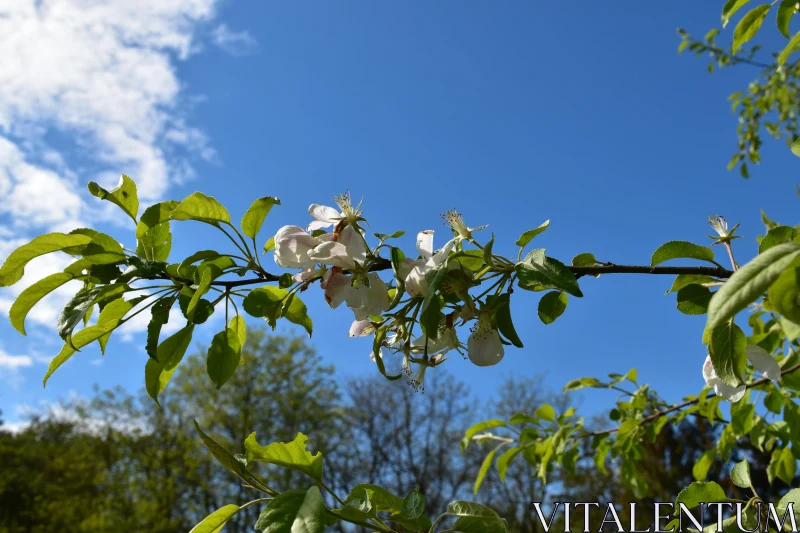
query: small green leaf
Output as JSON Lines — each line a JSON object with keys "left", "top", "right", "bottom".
{"left": 9, "top": 272, "right": 74, "bottom": 335}
{"left": 492, "top": 293, "right": 523, "bottom": 348}
{"left": 243, "top": 287, "right": 312, "bottom": 336}
{"left": 189, "top": 505, "right": 240, "bottom": 533}
{"left": 186, "top": 268, "right": 212, "bottom": 320}
{"left": 781, "top": 30, "right": 800, "bottom": 65}
{"left": 792, "top": 137, "right": 800, "bottom": 157}
{"left": 171, "top": 192, "right": 231, "bottom": 226}
{"left": 572, "top": 252, "right": 597, "bottom": 268}
{"left": 145, "top": 324, "right": 195, "bottom": 404}
{"left": 692, "top": 450, "right": 715, "bottom": 482}
{"left": 722, "top": 0, "right": 753, "bottom": 27}
{"left": 82, "top": 232, "right": 125, "bottom": 265}
{"left": 57, "top": 284, "right": 128, "bottom": 340}
{"left": 447, "top": 501, "right": 507, "bottom": 533}
{"left": 254, "top": 487, "right": 325, "bottom": 533}
{"left": 731, "top": 459, "right": 752, "bottom": 488}
{"left": 535, "top": 404, "right": 556, "bottom": 422}
{"left": 515, "top": 220, "right": 550, "bottom": 251}
{"left": 194, "top": 421, "right": 270, "bottom": 492}
{"left": 764, "top": 390, "right": 785, "bottom": 413}
{"left": 96, "top": 296, "right": 146, "bottom": 353}
{"left": 708, "top": 321, "right": 747, "bottom": 388}
{"left": 241, "top": 196, "right": 280, "bottom": 239}
{"left": 769, "top": 263, "right": 800, "bottom": 324}
{"left": 462, "top": 419, "right": 506, "bottom": 451}
{"left": 538, "top": 291, "right": 568, "bottom": 325}
{"left": 146, "top": 296, "right": 175, "bottom": 359}
{"left": 43, "top": 324, "right": 114, "bottom": 386}
{"left": 732, "top": 5, "right": 771, "bottom": 53}
{"left": 675, "top": 481, "right": 727, "bottom": 509}
{"left": 401, "top": 489, "right": 425, "bottom": 520}
{"left": 651, "top": 241, "right": 715, "bottom": 267}
{"left": 704, "top": 243, "right": 800, "bottom": 342}
{"left": 676, "top": 284, "right": 713, "bottom": 315}
{"left": 207, "top": 327, "right": 243, "bottom": 389}
{"left": 263, "top": 237, "right": 276, "bottom": 254}
{"left": 88, "top": 175, "right": 139, "bottom": 222}
{"left": 496, "top": 447, "right": 522, "bottom": 482}
{"left": 0, "top": 233, "right": 93, "bottom": 287}
{"left": 760, "top": 226, "right": 797, "bottom": 254}
{"left": 563, "top": 377, "right": 603, "bottom": 391}
{"left": 516, "top": 249, "right": 582, "bottom": 297}
{"left": 474, "top": 448, "right": 498, "bottom": 494}
{"left": 666, "top": 274, "right": 717, "bottom": 295}
{"left": 245, "top": 432, "right": 324, "bottom": 481}
{"left": 778, "top": 0, "right": 799, "bottom": 38}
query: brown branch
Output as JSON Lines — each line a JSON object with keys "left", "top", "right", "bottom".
{"left": 151, "top": 261, "right": 733, "bottom": 289}
{"left": 581, "top": 362, "right": 800, "bottom": 439}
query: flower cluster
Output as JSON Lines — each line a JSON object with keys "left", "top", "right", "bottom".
{"left": 271, "top": 194, "right": 506, "bottom": 391}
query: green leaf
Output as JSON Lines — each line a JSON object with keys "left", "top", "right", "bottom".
{"left": 675, "top": 481, "right": 727, "bottom": 509}
{"left": 462, "top": 419, "right": 506, "bottom": 451}
{"left": 496, "top": 446, "right": 521, "bottom": 482}
{"left": 245, "top": 432, "right": 324, "bottom": 481}
{"left": 780, "top": 30, "right": 800, "bottom": 65}
{"left": 732, "top": 5, "right": 770, "bottom": 53}
{"left": 57, "top": 284, "right": 128, "bottom": 340}
{"left": 137, "top": 201, "right": 179, "bottom": 238}
{"left": 447, "top": 501, "right": 507, "bottom": 533}
{"left": 731, "top": 459, "right": 752, "bottom": 489}
{"left": 769, "top": 446, "right": 797, "bottom": 484}
{"left": 146, "top": 296, "right": 175, "bottom": 359}
{"left": 676, "top": 284, "right": 713, "bottom": 315}
{"left": 186, "top": 268, "right": 212, "bottom": 320}
{"left": 692, "top": 450, "right": 715, "bottom": 481}
{"left": 344, "top": 485, "right": 403, "bottom": 513}
{"left": 171, "top": 192, "right": 231, "bottom": 226}
{"left": 722, "top": 0, "right": 752, "bottom": 27}
{"left": 492, "top": 293, "right": 523, "bottom": 348}
{"left": 536, "top": 404, "right": 556, "bottom": 421}
{"left": 193, "top": 421, "right": 270, "bottom": 492}
{"left": 516, "top": 220, "right": 550, "bottom": 251}
{"left": 242, "top": 196, "right": 280, "bottom": 239}
{"left": 145, "top": 325, "right": 195, "bottom": 404}
{"left": 516, "top": 249, "right": 583, "bottom": 297}
{"left": 136, "top": 201, "right": 178, "bottom": 262}
{"left": 243, "top": 287, "right": 312, "bottom": 336}
{"left": 792, "top": 137, "right": 800, "bottom": 157}
{"left": 82, "top": 232, "right": 125, "bottom": 265}
{"left": 229, "top": 314, "right": 247, "bottom": 346}
{"left": 760, "top": 226, "right": 797, "bottom": 254}
{"left": 96, "top": 296, "right": 146, "bottom": 353}
{"left": 43, "top": 324, "right": 115, "bottom": 386}
{"left": 0, "top": 233, "right": 93, "bottom": 287}
{"left": 401, "top": 489, "right": 425, "bottom": 520}
{"left": 538, "top": 291, "right": 568, "bottom": 325}
{"left": 453, "top": 250, "right": 485, "bottom": 272}
{"left": 709, "top": 321, "right": 747, "bottom": 388}
{"left": 563, "top": 377, "right": 603, "bottom": 391}
{"left": 731, "top": 403, "right": 756, "bottom": 435}
{"left": 207, "top": 327, "right": 243, "bottom": 389}
{"left": 9, "top": 272, "right": 74, "bottom": 334}
{"left": 651, "top": 241, "right": 715, "bottom": 267}
{"left": 704, "top": 243, "right": 800, "bottom": 342}
{"left": 254, "top": 487, "right": 325, "bottom": 533}
{"left": 769, "top": 262, "right": 800, "bottom": 324}
{"left": 87, "top": 175, "right": 139, "bottom": 222}
{"left": 764, "top": 390, "right": 785, "bottom": 413}
{"left": 189, "top": 504, "right": 240, "bottom": 533}
{"left": 666, "top": 274, "right": 717, "bottom": 295}
{"left": 263, "top": 237, "right": 276, "bottom": 254}
{"left": 474, "top": 448, "right": 498, "bottom": 494}
{"left": 572, "top": 252, "right": 597, "bottom": 268}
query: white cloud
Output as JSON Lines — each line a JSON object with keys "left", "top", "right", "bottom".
{"left": 0, "top": 349, "right": 33, "bottom": 369}
{"left": 211, "top": 23, "right": 258, "bottom": 56}
{"left": 0, "top": 0, "right": 243, "bottom": 342}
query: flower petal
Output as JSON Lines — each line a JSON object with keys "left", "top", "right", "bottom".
{"left": 309, "top": 204, "right": 341, "bottom": 224}
{"left": 322, "top": 270, "right": 350, "bottom": 309}
{"left": 308, "top": 241, "right": 355, "bottom": 269}
{"left": 712, "top": 379, "right": 746, "bottom": 402}
{"left": 338, "top": 225, "right": 368, "bottom": 265}
{"left": 467, "top": 327, "right": 505, "bottom": 367}
{"left": 349, "top": 320, "right": 374, "bottom": 338}
{"left": 702, "top": 354, "right": 716, "bottom": 385}
{"left": 746, "top": 344, "right": 781, "bottom": 382}
{"left": 404, "top": 265, "right": 429, "bottom": 298}
{"left": 416, "top": 230, "right": 434, "bottom": 261}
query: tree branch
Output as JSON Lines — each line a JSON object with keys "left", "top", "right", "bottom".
{"left": 581, "top": 362, "right": 800, "bottom": 439}
{"left": 152, "top": 261, "right": 734, "bottom": 289}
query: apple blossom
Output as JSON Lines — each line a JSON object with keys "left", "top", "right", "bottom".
{"left": 307, "top": 191, "right": 364, "bottom": 231}
{"left": 404, "top": 230, "right": 455, "bottom": 298}
{"left": 272, "top": 225, "right": 321, "bottom": 269}
{"left": 467, "top": 312, "right": 505, "bottom": 367}
{"left": 441, "top": 209, "right": 487, "bottom": 242}
{"left": 702, "top": 345, "right": 780, "bottom": 402}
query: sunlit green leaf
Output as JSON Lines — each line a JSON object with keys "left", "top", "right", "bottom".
{"left": 87, "top": 175, "right": 139, "bottom": 222}
{"left": 254, "top": 487, "right": 325, "bottom": 533}
{"left": 462, "top": 419, "right": 506, "bottom": 451}
{"left": 189, "top": 504, "right": 240, "bottom": 533}
{"left": 538, "top": 291, "right": 568, "bottom": 325}
{"left": 9, "top": 273, "right": 74, "bottom": 335}
{"left": 206, "top": 327, "right": 243, "bottom": 389}
{"left": 516, "top": 249, "right": 582, "bottom": 297}
{"left": 145, "top": 324, "right": 195, "bottom": 404}
{"left": 515, "top": 220, "right": 550, "bottom": 251}
{"left": 0, "top": 233, "right": 93, "bottom": 287}
{"left": 651, "top": 241, "right": 715, "bottom": 267}
{"left": 241, "top": 196, "right": 280, "bottom": 238}
{"left": 171, "top": 192, "right": 231, "bottom": 226}
{"left": 447, "top": 501, "right": 507, "bottom": 533}
{"left": 245, "top": 432, "right": 323, "bottom": 481}
{"left": 732, "top": 5, "right": 770, "bottom": 53}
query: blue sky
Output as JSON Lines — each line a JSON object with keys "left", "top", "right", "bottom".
{"left": 0, "top": 2, "right": 798, "bottom": 427}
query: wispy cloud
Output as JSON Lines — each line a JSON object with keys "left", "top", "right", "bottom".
{"left": 0, "top": 348, "right": 34, "bottom": 390}
{"left": 211, "top": 23, "right": 258, "bottom": 56}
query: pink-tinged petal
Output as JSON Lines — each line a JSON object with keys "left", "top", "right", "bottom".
{"left": 746, "top": 344, "right": 781, "bottom": 382}
{"left": 309, "top": 204, "right": 341, "bottom": 223}
{"left": 416, "top": 230, "right": 434, "bottom": 261}
{"left": 702, "top": 355, "right": 716, "bottom": 385}
{"left": 397, "top": 258, "right": 416, "bottom": 281}
{"left": 338, "top": 225, "right": 368, "bottom": 264}
{"left": 308, "top": 241, "right": 355, "bottom": 269}
{"left": 293, "top": 265, "right": 324, "bottom": 282}
{"left": 349, "top": 320, "right": 375, "bottom": 337}
{"left": 323, "top": 271, "right": 351, "bottom": 309}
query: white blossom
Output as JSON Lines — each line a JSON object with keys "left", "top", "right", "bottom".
{"left": 467, "top": 312, "right": 504, "bottom": 366}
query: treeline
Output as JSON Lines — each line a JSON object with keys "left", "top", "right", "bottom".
{"left": 0, "top": 328, "right": 779, "bottom": 533}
